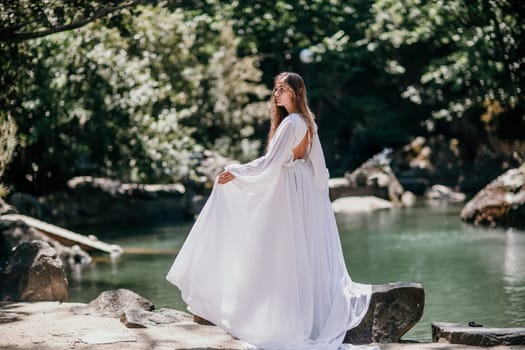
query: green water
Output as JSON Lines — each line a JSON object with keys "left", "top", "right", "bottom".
{"left": 68, "top": 203, "right": 525, "bottom": 341}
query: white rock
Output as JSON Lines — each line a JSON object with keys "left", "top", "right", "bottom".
{"left": 426, "top": 184, "right": 466, "bottom": 202}
{"left": 332, "top": 196, "right": 393, "bottom": 214}
{"left": 401, "top": 191, "right": 416, "bottom": 207}
{"left": 329, "top": 177, "right": 350, "bottom": 188}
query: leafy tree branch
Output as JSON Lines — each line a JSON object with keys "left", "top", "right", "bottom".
{"left": 0, "top": 0, "right": 140, "bottom": 42}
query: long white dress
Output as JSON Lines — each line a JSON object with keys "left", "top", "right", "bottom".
{"left": 166, "top": 113, "right": 371, "bottom": 350}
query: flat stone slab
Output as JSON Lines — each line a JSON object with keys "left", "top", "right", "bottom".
{"left": 79, "top": 331, "right": 137, "bottom": 344}
{"left": 432, "top": 322, "right": 525, "bottom": 346}
{"left": 120, "top": 307, "right": 192, "bottom": 328}
{"left": 0, "top": 301, "right": 246, "bottom": 349}
{"left": 0, "top": 301, "right": 519, "bottom": 349}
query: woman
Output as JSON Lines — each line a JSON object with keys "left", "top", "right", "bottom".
{"left": 166, "top": 72, "right": 371, "bottom": 349}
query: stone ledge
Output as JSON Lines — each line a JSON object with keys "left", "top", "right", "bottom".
{"left": 1, "top": 301, "right": 521, "bottom": 349}
{"left": 432, "top": 322, "right": 525, "bottom": 346}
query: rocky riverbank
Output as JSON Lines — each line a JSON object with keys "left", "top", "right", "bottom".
{"left": 4, "top": 134, "right": 523, "bottom": 230}
{"left": 1, "top": 209, "right": 524, "bottom": 349}
{"left": 4, "top": 150, "right": 235, "bottom": 228}
{"left": 7, "top": 176, "right": 192, "bottom": 228}
{"left": 1, "top": 299, "right": 523, "bottom": 350}
{"left": 461, "top": 162, "right": 525, "bottom": 228}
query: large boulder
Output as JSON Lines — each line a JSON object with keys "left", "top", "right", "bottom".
{"left": 0, "top": 219, "right": 43, "bottom": 259}
{"left": 460, "top": 163, "right": 525, "bottom": 228}
{"left": 71, "top": 289, "right": 154, "bottom": 317}
{"left": 432, "top": 322, "right": 525, "bottom": 346}
{"left": 0, "top": 219, "right": 91, "bottom": 268}
{"left": 344, "top": 282, "right": 425, "bottom": 344}
{"left": 0, "top": 240, "right": 69, "bottom": 302}
{"left": 344, "top": 150, "right": 404, "bottom": 203}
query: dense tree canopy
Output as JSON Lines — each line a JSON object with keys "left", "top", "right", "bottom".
{"left": 367, "top": 0, "right": 525, "bottom": 149}
{"left": 1, "top": 5, "right": 268, "bottom": 193}
{"left": 1, "top": 0, "right": 523, "bottom": 194}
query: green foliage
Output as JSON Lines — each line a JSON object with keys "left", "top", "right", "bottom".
{"left": 197, "top": 0, "right": 415, "bottom": 173}
{"left": 2, "top": 0, "right": 524, "bottom": 194}
{"left": 2, "top": 5, "right": 268, "bottom": 193}
{"left": 368, "top": 0, "right": 525, "bottom": 121}
{"left": 0, "top": 0, "right": 139, "bottom": 41}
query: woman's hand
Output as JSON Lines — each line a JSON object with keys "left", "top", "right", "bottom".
{"left": 218, "top": 171, "right": 235, "bottom": 184}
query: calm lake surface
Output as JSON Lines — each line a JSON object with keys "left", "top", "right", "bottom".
{"left": 68, "top": 203, "right": 525, "bottom": 342}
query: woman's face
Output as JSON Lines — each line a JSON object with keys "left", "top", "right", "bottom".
{"left": 273, "top": 80, "right": 296, "bottom": 113}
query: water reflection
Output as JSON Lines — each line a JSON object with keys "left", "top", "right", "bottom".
{"left": 503, "top": 229, "right": 525, "bottom": 325}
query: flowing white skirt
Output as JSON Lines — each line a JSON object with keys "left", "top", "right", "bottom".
{"left": 166, "top": 159, "right": 371, "bottom": 350}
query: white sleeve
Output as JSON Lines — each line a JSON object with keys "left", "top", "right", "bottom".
{"left": 308, "top": 132, "right": 330, "bottom": 190}
{"left": 224, "top": 118, "right": 296, "bottom": 184}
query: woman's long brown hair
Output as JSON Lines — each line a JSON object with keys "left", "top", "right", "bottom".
{"left": 266, "top": 72, "right": 316, "bottom": 152}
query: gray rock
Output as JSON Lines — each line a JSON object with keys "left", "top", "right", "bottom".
{"left": 0, "top": 240, "right": 68, "bottom": 302}
{"left": 120, "top": 307, "right": 192, "bottom": 328}
{"left": 425, "top": 185, "right": 466, "bottom": 202}
{"left": 156, "top": 307, "right": 193, "bottom": 320}
{"left": 344, "top": 282, "right": 425, "bottom": 344}
{"left": 332, "top": 196, "right": 394, "bottom": 214}
{"left": 0, "top": 219, "right": 40, "bottom": 259}
{"left": 0, "top": 219, "right": 91, "bottom": 268}
{"left": 432, "top": 322, "right": 525, "bottom": 346}
{"left": 461, "top": 163, "right": 525, "bottom": 228}
{"left": 401, "top": 191, "right": 416, "bottom": 207}
{"left": 344, "top": 149, "right": 405, "bottom": 203}
{"left": 329, "top": 178, "right": 351, "bottom": 188}
{"left": 71, "top": 289, "right": 154, "bottom": 317}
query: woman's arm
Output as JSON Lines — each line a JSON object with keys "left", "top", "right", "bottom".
{"left": 218, "top": 118, "right": 296, "bottom": 185}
